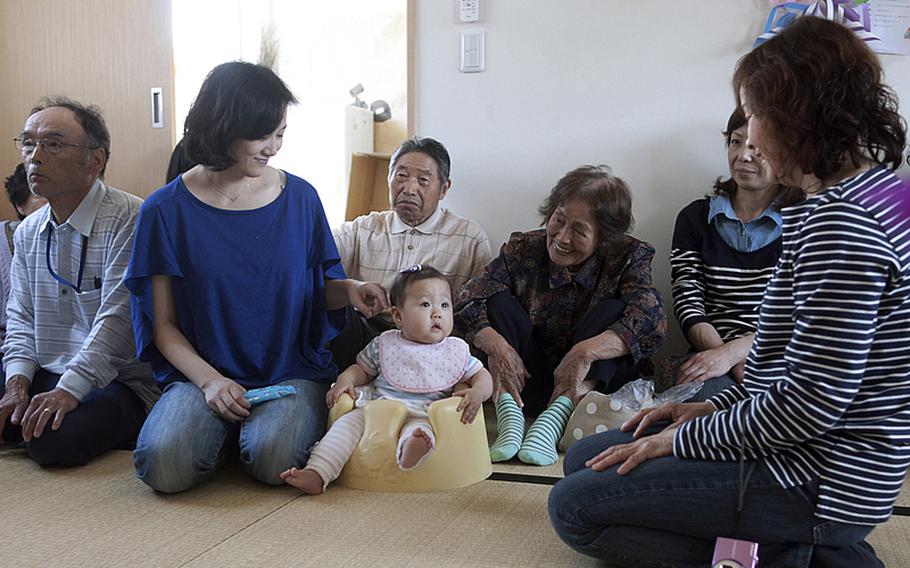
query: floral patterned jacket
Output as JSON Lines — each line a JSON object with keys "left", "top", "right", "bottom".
{"left": 454, "top": 229, "right": 667, "bottom": 369}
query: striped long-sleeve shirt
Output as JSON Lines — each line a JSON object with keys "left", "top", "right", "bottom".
{"left": 670, "top": 198, "right": 782, "bottom": 341}
{"left": 3, "top": 180, "right": 157, "bottom": 409}
{"left": 675, "top": 166, "right": 910, "bottom": 526}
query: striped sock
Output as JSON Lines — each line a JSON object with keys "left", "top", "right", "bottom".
{"left": 489, "top": 393, "right": 525, "bottom": 462}
{"left": 517, "top": 396, "right": 574, "bottom": 466}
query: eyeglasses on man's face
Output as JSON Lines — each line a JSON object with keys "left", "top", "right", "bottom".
{"left": 12, "top": 137, "right": 97, "bottom": 156}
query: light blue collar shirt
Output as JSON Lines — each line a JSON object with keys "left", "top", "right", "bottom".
{"left": 708, "top": 194, "right": 782, "bottom": 253}
{"left": 4, "top": 179, "right": 156, "bottom": 408}
{"left": 38, "top": 177, "right": 105, "bottom": 238}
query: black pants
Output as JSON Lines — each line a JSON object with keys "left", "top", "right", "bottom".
{"left": 1, "top": 369, "right": 146, "bottom": 466}
{"left": 484, "top": 292, "right": 638, "bottom": 417}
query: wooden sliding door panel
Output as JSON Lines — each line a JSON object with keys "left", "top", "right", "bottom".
{"left": 0, "top": 0, "right": 175, "bottom": 220}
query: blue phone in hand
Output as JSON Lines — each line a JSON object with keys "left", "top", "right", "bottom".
{"left": 243, "top": 385, "right": 297, "bottom": 406}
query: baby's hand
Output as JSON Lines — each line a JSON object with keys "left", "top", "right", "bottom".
{"left": 325, "top": 380, "right": 356, "bottom": 408}
{"left": 454, "top": 387, "right": 485, "bottom": 424}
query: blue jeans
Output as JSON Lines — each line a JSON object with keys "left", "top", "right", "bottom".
{"left": 688, "top": 374, "right": 734, "bottom": 402}
{"left": 548, "top": 429, "right": 881, "bottom": 568}
{"left": 133, "top": 379, "right": 328, "bottom": 493}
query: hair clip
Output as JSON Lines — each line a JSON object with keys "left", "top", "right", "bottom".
{"left": 399, "top": 264, "right": 422, "bottom": 273}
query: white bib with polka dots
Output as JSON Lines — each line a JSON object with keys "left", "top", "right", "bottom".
{"left": 377, "top": 330, "right": 469, "bottom": 394}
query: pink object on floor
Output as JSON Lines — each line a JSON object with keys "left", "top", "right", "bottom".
{"left": 711, "top": 537, "right": 758, "bottom": 568}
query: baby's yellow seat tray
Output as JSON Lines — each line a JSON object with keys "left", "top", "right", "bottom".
{"left": 328, "top": 394, "right": 492, "bottom": 492}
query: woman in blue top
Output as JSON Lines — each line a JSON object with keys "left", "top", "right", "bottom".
{"left": 126, "top": 61, "right": 387, "bottom": 493}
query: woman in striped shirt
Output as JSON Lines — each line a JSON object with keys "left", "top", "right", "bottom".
{"left": 549, "top": 17, "right": 909, "bottom": 567}
{"left": 668, "top": 109, "right": 802, "bottom": 397}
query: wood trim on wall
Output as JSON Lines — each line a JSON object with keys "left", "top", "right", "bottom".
{"left": 0, "top": 0, "right": 176, "bottom": 220}
{"left": 407, "top": 0, "right": 415, "bottom": 137}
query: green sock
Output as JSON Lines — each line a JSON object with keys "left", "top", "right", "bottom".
{"left": 517, "top": 396, "right": 574, "bottom": 466}
{"left": 489, "top": 393, "right": 525, "bottom": 462}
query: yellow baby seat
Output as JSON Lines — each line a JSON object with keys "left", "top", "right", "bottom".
{"left": 327, "top": 393, "right": 492, "bottom": 492}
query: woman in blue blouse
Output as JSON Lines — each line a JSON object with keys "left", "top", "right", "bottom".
{"left": 126, "top": 61, "right": 387, "bottom": 493}
{"left": 550, "top": 18, "right": 909, "bottom": 567}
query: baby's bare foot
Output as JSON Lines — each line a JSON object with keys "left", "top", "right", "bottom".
{"left": 280, "top": 467, "right": 324, "bottom": 495}
{"left": 399, "top": 428, "right": 434, "bottom": 469}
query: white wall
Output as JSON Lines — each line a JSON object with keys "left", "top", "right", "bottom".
{"left": 171, "top": 0, "right": 406, "bottom": 226}
{"left": 414, "top": 0, "right": 910, "bottom": 353}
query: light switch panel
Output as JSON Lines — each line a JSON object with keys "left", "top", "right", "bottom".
{"left": 460, "top": 30, "right": 485, "bottom": 73}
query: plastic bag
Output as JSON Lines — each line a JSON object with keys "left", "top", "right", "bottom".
{"left": 557, "top": 379, "right": 703, "bottom": 452}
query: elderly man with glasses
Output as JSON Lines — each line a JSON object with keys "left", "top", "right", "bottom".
{"left": 0, "top": 97, "right": 157, "bottom": 466}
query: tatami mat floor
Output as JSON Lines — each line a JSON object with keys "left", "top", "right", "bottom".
{"left": 2, "top": 449, "right": 908, "bottom": 567}
{"left": 2, "top": 409, "right": 909, "bottom": 568}
{"left": 0, "top": 449, "right": 597, "bottom": 568}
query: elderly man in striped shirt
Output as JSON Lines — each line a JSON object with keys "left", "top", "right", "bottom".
{"left": 330, "top": 136, "right": 493, "bottom": 369}
{"left": 0, "top": 97, "right": 156, "bottom": 466}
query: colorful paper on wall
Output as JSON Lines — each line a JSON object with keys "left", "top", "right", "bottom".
{"left": 868, "top": 0, "right": 910, "bottom": 55}
{"left": 755, "top": 1, "right": 878, "bottom": 48}
{"left": 757, "top": 1, "right": 909, "bottom": 55}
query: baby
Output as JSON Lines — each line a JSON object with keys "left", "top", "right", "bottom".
{"left": 281, "top": 264, "right": 493, "bottom": 494}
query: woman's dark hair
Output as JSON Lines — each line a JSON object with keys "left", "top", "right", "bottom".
{"left": 183, "top": 61, "right": 298, "bottom": 171}
{"left": 389, "top": 136, "right": 451, "bottom": 182}
{"left": 165, "top": 138, "right": 196, "bottom": 184}
{"left": 733, "top": 17, "right": 906, "bottom": 186}
{"left": 713, "top": 109, "right": 803, "bottom": 209}
{"left": 389, "top": 264, "right": 450, "bottom": 308}
{"left": 4, "top": 163, "right": 31, "bottom": 220}
{"left": 30, "top": 96, "right": 111, "bottom": 177}
{"left": 537, "top": 165, "right": 633, "bottom": 248}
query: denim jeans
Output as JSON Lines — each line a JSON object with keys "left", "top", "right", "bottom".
{"left": 687, "top": 374, "right": 735, "bottom": 402}
{"left": 133, "top": 379, "right": 328, "bottom": 493}
{"left": 548, "top": 429, "right": 881, "bottom": 568}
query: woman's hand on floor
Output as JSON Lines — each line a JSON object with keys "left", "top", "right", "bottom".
{"left": 585, "top": 426, "right": 675, "bottom": 474}
{"left": 486, "top": 343, "right": 530, "bottom": 407}
{"left": 551, "top": 346, "right": 595, "bottom": 405}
